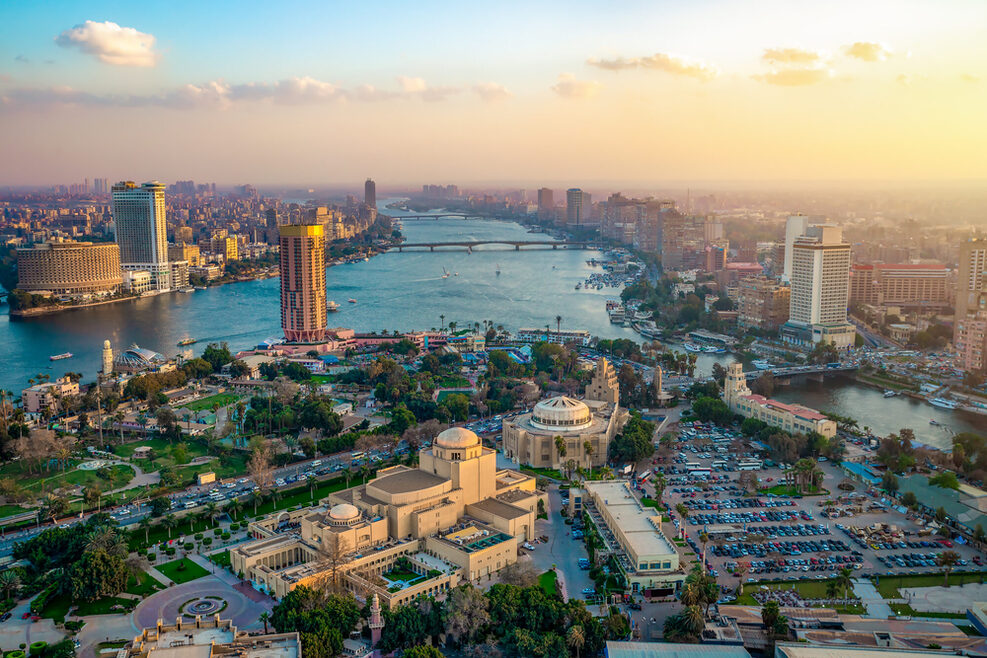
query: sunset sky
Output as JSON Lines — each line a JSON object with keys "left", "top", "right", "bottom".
{"left": 1, "top": 0, "right": 985, "bottom": 187}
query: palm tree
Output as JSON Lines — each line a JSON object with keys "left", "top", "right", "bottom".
{"left": 139, "top": 517, "right": 152, "bottom": 544}
{"left": 225, "top": 498, "right": 243, "bottom": 521}
{"left": 826, "top": 580, "right": 839, "bottom": 604}
{"left": 554, "top": 435, "right": 567, "bottom": 463}
{"left": 0, "top": 570, "right": 21, "bottom": 601}
{"left": 682, "top": 604, "right": 706, "bottom": 637}
{"left": 188, "top": 511, "right": 200, "bottom": 533}
{"left": 162, "top": 514, "right": 178, "bottom": 538}
{"left": 114, "top": 411, "right": 125, "bottom": 444}
{"left": 439, "top": 314, "right": 445, "bottom": 331}
{"left": 259, "top": 611, "right": 271, "bottom": 634}
{"left": 566, "top": 625, "right": 585, "bottom": 658}
{"left": 307, "top": 475, "right": 318, "bottom": 500}
{"left": 699, "top": 531, "right": 710, "bottom": 569}
{"left": 599, "top": 465, "right": 614, "bottom": 481}
{"left": 836, "top": 567, "right": 854, "bottom": 604}
{"left": 250, "top": 489, "right": 265, "bottom": 515}
{"left": 555, "top": 315, "right": 562, "bottom": 336}
{"left": 938, "top": 550, "right": 960, "bottom": 587}
{"left": 583, "top": 440, "right": 594, "bottom": 468}
{"left": 203, "top": 502, "right": 221, "bottom": 527}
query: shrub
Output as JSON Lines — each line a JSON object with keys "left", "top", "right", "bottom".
{"left": 146, "top": 552, "right": 156, "bottom": 561}
{"left": 166, "top": 547, "right": 176, "bottom": 555}
{"left": 194, "top": 533, "right": 203, "bottom": 540}
{"left": 202, "top": 538, "right": 212, "bottom": 546}
{"left": 221, "top": 532, "right": 231, "bottom": 540}
{"left": 9, "top": 651, "right": 26, "bottom": 658}
{"left": 184, "top": 543, "right": 193, "bottom": 550}
{"left": 213, "top": 528, "right": 222, "bottom": 536}
{"left": 29, "top": 642, "right": 47, "bottom": 655}
{"left": 229, "top": 523, "right": 239, "bottom": 531}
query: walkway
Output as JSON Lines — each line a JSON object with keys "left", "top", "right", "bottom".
{"left": 852, "top": 578, "right": 894, "bottom": 618}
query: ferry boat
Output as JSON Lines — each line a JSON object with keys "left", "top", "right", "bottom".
{"left": 348, "top": 298, "right": 357, "bottom": 304}
{"left": 702, "top": 345, "right": 720, "bottom": 353}
{"left": 608, "top": 305, "right": 626, "bottom": 324}
{"left": 177, "top": 338, "right": 197, "bottom": 346}
{"left": 683, "top": 343, "right": 704, "bottom": 353}
{"left": 752, "top": 359, "right": 773, "bottom": 370}
{"left": 928, "top": 397, "right": 958, "bottom": 410}
{"left": 49, "top": 352, "right": 73, "bottom": 361}
{"left": 327, "top": 301, "right": 340, "bottom": 312}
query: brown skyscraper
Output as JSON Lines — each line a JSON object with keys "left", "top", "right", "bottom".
{"left": 279, "top": 224, "right": 327, "bottom": 343}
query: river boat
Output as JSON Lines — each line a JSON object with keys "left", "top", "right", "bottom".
{"left": 702, "top": 345, "right": 719, "bottom": 353}
{"left": 348, "top": 298, "right": 357, "bottom": 304}
{"left": 442, "top": 267, "right": 450, "bottom": 279}
{"left": 177, "top": 338, "right": 197, "bottom": 346}
{"left": 928, "top": 397, "right": 958, "bottom": 410}
{"left": 180, "top": 287, "right": 195, "bottom": 293}
{"left": 575, "top": 283, "right": 581, "bottom": 290}
{"left": 328, "top": 301, "right": 340, "bottom": 312}
{"left": 195, "top": 286, "right": 207, "bottom": 290}
{"left": 930, "top": 419, "right": 941, "bottom": 426}
{"left": 883, "top": 390, "right": 899, "bottom": 398}
{"left": 495, "top": 264, "right": 501, "bottom": 276}
{"left": 49, "top": 352, "right": 73, "bottom": 361}
{"left": 683, "top": 343, "right": 704, "bottom": 353}
{"left": 752, "top": 359, "right": 773, "bottom": 370}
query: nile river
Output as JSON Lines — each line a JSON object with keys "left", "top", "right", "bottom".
{"left": 0, "top": 201, "right": 983, "bottom": 447}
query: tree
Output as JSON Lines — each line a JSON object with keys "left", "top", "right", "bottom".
{"left": 248, "top": 444, "right": 274, "bottom": 491}
{"left": 162, "top": 514, "right": 178, "bottom": 538}
{"left": 937, "top": 550, "right": 960, "bottom": 587}
{"left": 270, "top": 586, "right": 359, "bottom": 658}
{"left": 901, "top": 491, "right": 918, "bottom": 508}
{"left": 0, "top": 569, "right": 21, "bottom": 600}
{"left": 929, "top": 471, "right": 960, "bottom": 490}
{"left": 881, "top": 471, "right": 899, "bottom": 494}
{"left": 402, "top": 647, "right": 443, "bottom": 658}
{"left": 40, "top": 492, "right": 68, "bottom": 525}
{"left": 761, "top": 599, "right": 780, "bottom": 630}
{"left": 836, "top": 567, "right": 854, "bottom": 604}
{"left": 566, "top": 625, "right": 585, "bottom": 658}
{"left": 138, "top": 517, "right": 152, "bottom": 544}
{"left": 260, "top": 611, "right": 271, "bottom": 634}
{"left": 226, "top": 498, "right": 244, "bottom": 520}
{"left": 203, "top": 502, "right": 221, "bottom": 527}
{"left": 68, "top": 548, "right": 128, "bottom": 601}
{"left": 445, "top": 585, "right": 490, "bottom": 646}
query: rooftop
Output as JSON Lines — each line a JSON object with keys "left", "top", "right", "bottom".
{"left": 584, "top": 480, "right": 677, "bottom": 561}
{"left": 369, "top": 469, "right": 447, "bottom": 495}
{"left": 604, "top": 642, "right": 751, "bottom": 658}
{"left": 468, "top": 497, "right": 529, "bottom": 521}
{"left": 742, "top": 393, "right": 829, "bottom": 422}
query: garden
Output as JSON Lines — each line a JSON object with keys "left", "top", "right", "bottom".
{"left": 156, "top": 558, "right": 210, "bottom": 584}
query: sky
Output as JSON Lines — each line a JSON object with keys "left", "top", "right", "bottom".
{"left": 1, "top": 0, "right": 985, "bottom": 187}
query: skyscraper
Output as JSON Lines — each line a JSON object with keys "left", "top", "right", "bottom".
{"left": 364, "top": 178, "right": 376, "bottom": 208}
{"left": 112, "top": 181, "right": 172, "bottom": 290}
{"left": 566, "top": 188, "right": 584, "bottom": 226}
{"left": 537, "top": 188, "right": 554, "bottom": 221}
{"left": 954, "top": 239, "right": 987, "bottom": 374}
{"left": 783, "top": 213, "right": 810, "bottom": 282}
{"left": 279, "top": 223, "right": 327, "bottom": 343}
{"left": 266, "top": 207, "right": 279, "bottom": 229}
{"left": 781, "top": 225, "right": 854, "bottom": 348}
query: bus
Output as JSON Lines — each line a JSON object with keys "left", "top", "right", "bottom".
{"left": 350, "top": 451, "right": 366, "bottom": 461}
{"left": 637, "top": 471, "right": 652, "bottom": 483}
{"left": 737, "top": 459, "right": 762, "bottom": 471}
{"left": 687, "top": 467, "right": 712, "bottom": 476}
{"left": 711, "top": 460, "right": 728, "bottom": 469}
{"left": 685, "top": 461, "right": 702, "bottom": 470}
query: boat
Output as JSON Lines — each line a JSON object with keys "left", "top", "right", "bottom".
{"left": 928, "top": 397, "right": 958, "bottom": 410}
{"left": 328, "top": 301, "right": 340, "bottom": 312}
{"left": 177, "top": 338, "right": 197, "bottom": 346}
{"left": 930, "top": 419, "right": 941, "bottom": 426}
{"left": 194, "top": 286, "right": 207, "bottom": 290}
{"left": 442, "top": 266, "right": 450, "bottom": 279}
{"left": 702, "top": 345, "right": 719, "bottom": 353}
{"left": 495, "top": 264, "right": 501, "bottom": 276}
{"left": 49, "top": 352, "right": 73, "bottom": 361}
{"left": 348, "top": 298, "right": 357, "bottom": 304}
{"left": 180, "top": 287, "right": 195, "bottom": 293}
{"left": 575, "top": 283, "right": 582, "bottom": 290}
{"left": 883, "top": 390, "right": 898, "bottom": 398}
{"left": 683, "top": 343, "right": 703, "bottom": 353}
{"left": 752, "top": 359, "right": 773, "bottom": 370}
{"left": 454, "top": 272, "right": 459, "bottom": 276}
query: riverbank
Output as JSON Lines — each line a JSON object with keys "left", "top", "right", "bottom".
{"left": 9, "top": 293, "right": 140, "bottom": 318}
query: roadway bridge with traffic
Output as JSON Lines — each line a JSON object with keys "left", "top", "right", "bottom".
{"left": 388, "top": 213, "right": 477, "bottom": 220}
{"left": 745, "top": 364, "right": 858, "bottom": 381}
{"left": 390, "top": 240, "right": 600, "bottom": 252}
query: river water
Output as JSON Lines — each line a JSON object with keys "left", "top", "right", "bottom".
{"left": 0, "top": 200, "right": 982, "bottom": 446}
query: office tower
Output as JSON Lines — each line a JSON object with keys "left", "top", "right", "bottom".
{"left": 783, "top": 213, "right": 810, "bottom": 281}
{"left": 112, "top": 181, "right": 172, "bottom": 290}
{"left": 566, "top": 188, "right": 584, "bottom": 226}
{"left": 266, "top": 207, "right": 279, "bottom": 229}
{"left": 16, "top": 240, "right": 122, "bottom": 295}
{"left": 954, "top": 239, "right": 987, "bottom": 374}
{"left": 781, "top": 225, "right": 854, "bottom": 348}
{"left": 279, "top": 224, "right": 327, "bottom": 343}
{"left": 364, "top": 178, "right": 376, "bottom": 208}
{"left": 537, "top": 188, "right": 554, "bottom": 221}
{"left": 956, "top": 239, "right": 987, "bottom": 326}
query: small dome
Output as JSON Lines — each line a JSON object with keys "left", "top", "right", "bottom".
{"left": 328, "top": 503, "right": 359, "bottom": 521}
{"left": 103, "top": 340, "right": 111, "bottom": 348}
{"left": 531, "top": 396, "right": 593, "bottom": 431}
{"left": 435, "top": 427, "right": 479, "bottom": 449}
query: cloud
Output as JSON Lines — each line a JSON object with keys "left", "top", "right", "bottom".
{"left": 960, "top": 73, "right": 980, "bottom": 83}
{"left": 472, "top": 82, "right": 512, "bottom": 102}
{"left": 14, "top": 55, "right": 30, "bottom": 64}
{"left": 753, "top": 67, "right": 832, "bottom": 86}
{"left": 551, "top": 73, "right": 601, "bottom": 98}
{"left": 843, "top": 41, "right": 892, "bottom": 62}
{"left": 762, "top": 48, "right": 822, "bottom": 65}
{"left": 587, "top": 53, "right": 717, "bottom": 81}
{"left": 55, "top": 20, "right": 158, "bottom": 67}
{"left": 396, "top": 76, "right": 427, "bottom": 93}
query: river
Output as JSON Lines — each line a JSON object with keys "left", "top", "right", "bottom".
{"left": 0, "top": 200, "right": 983, "bottom": 447}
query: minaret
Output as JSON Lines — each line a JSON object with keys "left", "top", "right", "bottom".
{"left": 102, "top": 339, "right": 114, "bottom": 376}
{"left": 368, "top": 593, "right": 384, "bottom": 646}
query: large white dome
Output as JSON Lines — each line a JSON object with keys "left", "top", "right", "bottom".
{"left": 531, "top": 396, "right": 593, "bottom": 431}
{"left": 435, "top": 427, "right": 480, "bottom": 449}
{"left": 328, "top": 503, "right": 359, "bottom": 522}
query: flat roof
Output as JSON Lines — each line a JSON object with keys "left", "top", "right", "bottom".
{"left": 370, "top": 469, "right": 447, "bottom": 494}
{"left": 605, "top": 642, "right": 750, "bottom": 658}
{"left": 775, "top": 645, "right": 950, "bottom": 658}
{"left": 585, "top": 481, "right": 676, "bottom": 561}
{"left": 468, "top": 497, "right": 529, "bottom": 521}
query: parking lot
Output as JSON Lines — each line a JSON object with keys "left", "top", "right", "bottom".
{"left": 645, "top": 421, "right": 986, "bottom": 593}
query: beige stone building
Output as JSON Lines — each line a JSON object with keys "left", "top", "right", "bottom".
{"left": 168, "top": 242, "right": 201, "bottom": 267}
{"left": 723, "top": 363, "right": 836, "bottom": 438}
{"left": 736, "top": 276, "right": 790, "bottom": 331}
{"left": 231, "top": 427, "right": 544, "bottom": 608}
{"left": 16, "top": 240, "right": 122, "bottom": 295}
{"left": 502, "top": 358, "right": 628, "bottom": 469}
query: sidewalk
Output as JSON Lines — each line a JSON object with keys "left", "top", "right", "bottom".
{"left": 852, "top": 577, "right": 894, "bottom": 618}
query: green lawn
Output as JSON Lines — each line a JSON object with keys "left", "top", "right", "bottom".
{"left": 888, "top": 603, "right": 966, "bottom": 619}
{"left": 179, "top": 393, "right": 240, "bottom": 412}
{"left": 759, "top": 484, "right": 828, "bottom": 497}
{"left": 735, "top": 578, "right": 857, "bottom": 605}
{"left": 22, "top": 463, "right": 134, "bottom": 495}
{"left": 125, "top": 574, "right": 164, "bottom": 597}
{"left": 156, "top": 558, "right": 210, "bottom": 584}
{"left": 872, "top": 572, "right": 987, "bottom": 598}
{"left": 40, "top": 593, "right": 134, "bottom": 623}
{"left": 246, "top": 475, "right": 352, "bottom": 517}
{"left": 539, "top": 570, "right": 558, "bottom": 596}
{"left": 0, "top": 504, "right": 30, "bottom": 519}
{"left": 521, "top": 466, "right": 563, "bottom": 480}
{"left": 640, "top": 498, "right": 663, "bottom": 510}
{"left": 209, "top": 550, "right": 231, "bottom": 569}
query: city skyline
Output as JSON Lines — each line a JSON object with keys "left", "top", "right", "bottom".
{"left": 2, "top": 0, "right": 986, "bottom": 185}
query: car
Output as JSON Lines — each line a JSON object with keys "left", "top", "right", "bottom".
{"left": 581, "top": 588, "right": 596, "bottom": 595}
{"left": 0, "top": 612, "right": 10, "bottom": 622}
{"left": 628, "top": 602, "right": 642, "bottom": 610}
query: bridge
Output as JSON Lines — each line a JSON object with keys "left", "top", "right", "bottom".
{"left": 388, "top": 213, "right": 477, "bottom": 220}
{"left": 745, "top": 364, "right": 857, "bottom": 380}
{"left": 390, "top": 240, "right": 600, "bottom": 252}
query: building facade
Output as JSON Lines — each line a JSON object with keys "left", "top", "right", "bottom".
{"left": 22, "top": 376, "right": 79, "bottom": 415}
{"left": 364, "top": 178, "right": 376, "bottom": 208}
{"left": 782, "top": 225, "right": 854, "bottom": 348}
{"left": 849, "top": 263, "right": 951, "bottom": 310}
{"left": 537, "top": 187, "right": 554, "bottom": 221}
{"left": 782, "top": 214, "right": 810, "bottom": 281}
{"left": 737, "top": 276, "right": 790, "bottom": 331}
{"left": 723, "top": 363, "right": 836, "bottom": 438}
{"left": 566, "top": 188, "right": 585, "bottom": 226}
{"left": 279, "top": 223, "right": 327, "bottom": 343}
{"left": 167, "top": 243, "right": 201, "bottom": 267}
{"left": 112, "top": 181, "right": 173, "bottom": 291}
{"left": 955, "top": 239, "right": 987, "bottom": 373}
{"left": 16, "top": 240, "right": 122, "bottom": 295}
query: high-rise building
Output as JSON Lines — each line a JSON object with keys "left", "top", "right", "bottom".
{"left": 265, "top": 207, "right": 279, "bottom": 229}
{"left": 168, "top": 243, "right": 200, "bottom": 267}
{"left": 537, "top": 188, "right": 554, "bottom": 221}
{"left": 954, "top": 239, "right": 987, "bottom": 374}
{"left": 566, "top": 188, "right": 584, "bottom": 226}
{"left": 781, "top": 225, "right": 854, "bottom": 348}
{"left": 737, "top": 276, "right": 790, "bottom": 331}
{"left": 364, "top": 178, "right": 376, "bottom": 208}
{"left": 849, "top": 263, "right": 951, "bottom": 311}
{"left": 956, "top": 239, "right": 987, "bottom": 328}
{"left": 112, "top": 181, "right": 172, "bottom": 290}
{"left": 16, "top": 240, "right": 123, "bottom": 295}
{"left": 783, "top": 213, "right": 810, "bottom": 282}
{"left": 279, "top": 224, "right": 327, "bottom": 343}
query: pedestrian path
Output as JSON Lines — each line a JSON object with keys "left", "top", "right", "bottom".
{"left": 852, "top": 577, "right": 894, "bottom": 618}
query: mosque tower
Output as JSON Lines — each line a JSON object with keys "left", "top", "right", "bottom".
{"left": 369, "top": 592, "right": 384, "bottom": 647}
{"left": 102, "top": 339, "right": 114, "bottom": 376}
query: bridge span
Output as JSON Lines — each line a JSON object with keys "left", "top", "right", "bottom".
{"left": 744, "top": 364, "right": 857, "bottom": 380}
{"left": 390, "top": 240, "right": 600, "bottom": 252}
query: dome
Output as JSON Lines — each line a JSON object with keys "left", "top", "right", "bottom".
{"left": 328, "top": 503, "right": 359, "bottom": 522}
{"left": 531, "top": 396, "right": 593, "bottom": 431}
{"left": 435, "top": 427, "right": 479, "bottom": 449}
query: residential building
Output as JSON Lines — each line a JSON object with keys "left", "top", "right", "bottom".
{"left": 502, "top": 358, "right": 628, "bottom": 469}
{"left": 781, "top": 225, "right": 854, "bottom": 348}
{"left": 167, "top": 243, "right": 201, "bottom": 267}
{"left": 516, "top": 327, "right": 591, "bottom": 345}
{"left": 783, "top": 213, "right": 810, "bottom": 281}
{"left": 231, "top": 427, "right": 542, "bottom": 606}
{"left": 364, "top": 178, "right": 376, "bottom": 208}
{"left": 566, "top": 188, "right": 585, "bottom": 226}
{"left": 723, "top": 363, "right": 836, "bottom": 438}
{"left": 849, "top": 263, "right": 951, "bottom": 310}
{"left": 112, "top": 181, "right": 172, "bottom": 290}
{"left": 22, "top": 376, "right": 79, "bottom": 415}
{"left": 16, "top": 240, "right": 122, "bottom": 295}
{"left": 537, "top": 187, "right": 554, "bottom": 220}
{"left": 737, "top": 276, "right": 790, "bottom": 331}
{"left": 279, "top": 223, "right": 327, "bottom": 343}
{"left": 955, "top": 239, "right": 987, "bottom": 373}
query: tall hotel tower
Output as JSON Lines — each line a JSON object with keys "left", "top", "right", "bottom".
{"left": 112, "top": 181, "right": 171, "bottom": 291}
{"left": 279, "top": 223, "right": 327, "bottom": 343}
